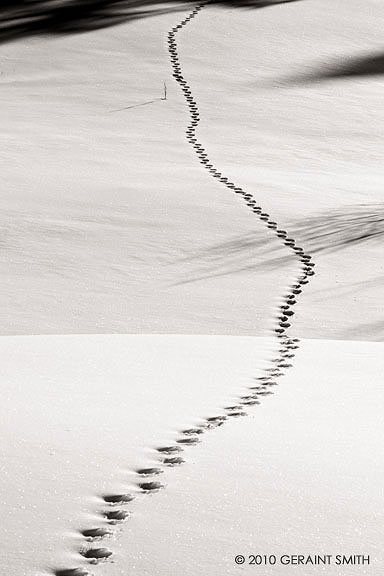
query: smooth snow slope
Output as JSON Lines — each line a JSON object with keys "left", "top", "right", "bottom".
{"left": 0, "top": 334, "right": 274, "bottom": 576}
{"left": 100, "top": 339, "right": 384, "bottom": 576}
{"left": 0, "top": 0, "right": 383, "bottom": 339}
{"left": 180, "top": 0, "right": 384, "bottom": 341}
{"left": 0, "top": 7, "right": 296, "bottom": 337}
{"left": 2, "top": 337, "right": 383, "bottom": 576}
{"left": 0, "top": 1, "right": 383, "bottom": 575}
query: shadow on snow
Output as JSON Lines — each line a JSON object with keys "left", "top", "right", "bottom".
{"left": 0, "top": 0, "right": 303, "bottom": 44}
{"left": 168, "top": 204, "right": 384, "bottom": 286}
{"left": 277, "top": 51, "right": 384, "bottom": 85}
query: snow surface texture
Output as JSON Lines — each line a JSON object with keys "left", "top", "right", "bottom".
{"left": 26, "top": 4, "right": 317, "bottom": 572}
{"left": 0, "top": 0, "right": 383, "bottom": 575}
{"left": 94, "top": 338, "right": 384, "bottom": 576}
{"left": 0, "top": 334, "right": 274, "bottom": 575}
{"left": 0, "top": 0, "right": 383, "bottom": 339}
{"left": 1, "top": 337, "right": 383, "bottom": 575}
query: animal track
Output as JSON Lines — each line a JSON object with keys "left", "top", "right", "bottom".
{"left": 81, "top": 528, "right": 113, "bottom": 540}
{"left": 137, "top": 467, "right": 163, "bottom": 476}
{"left": 182, "top": 427, "right": 204, "bottom": 435}
{"left": 226, "top": 410, "right": 247, "bottom": 418}
{"left": 225, "top": 405, "right": 244, "bottom": 411}
{"left": 157, "top": 445, "right": 183, "bottom": 454}
{"left": 81, "top": 547, "right": 113, "bottom": 561}
{"left": 54, "top": 4, "right": 315, "bottom": 574}
{"left": 103, "top": 510, "right": 130, "bottom": 523}
{"left": 177, "top": 436, "right": 201, "bottom": 445}
{"left": 103, "top": 494, "right": 135, "bottom": 504}
{"left": 241, "top": 399, "right": 261, "bottom": 406}
{"left": 163, "top": 456, "right": 185, "bottom": 466}
{"left": 139, "top": 482, "right": 165, "bottom": 493}
{"left": 206, "top": 415, "right": 227, "bottom": 424}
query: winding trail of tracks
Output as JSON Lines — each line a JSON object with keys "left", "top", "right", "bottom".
{"left": 167, "top": 2, "right": 315, "bottom": 355}
{"left": 54, "top": 5, "right": 315, "bottom": 576}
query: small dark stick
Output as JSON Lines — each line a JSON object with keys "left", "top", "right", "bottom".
{"left": 163, "top": 81, "right": 167, "bottom": 100}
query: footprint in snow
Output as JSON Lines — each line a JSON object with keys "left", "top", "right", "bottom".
{"left": 136, "top": 467, "right": 163, "bottom": 476}
{"left": 81, "top": 528, "right": 112, "bottom": 540}
{"left": 226, "top": 410, "right": 247, "bottom": 418}
{"left": 157, "top": 446, "right": 183, "bottom": 454}
{"left": 103, "top": 494, "right": 134, "bottom": 504}
{"left": 81, "top": 548, "right": 113, "bottom": 561}
{"left": 206, "top": 415, "right": 227, "bottom": 424}
{"left": 163, "top": 456, "right": 185, "bottom": 466}
{"left": 177, "top": 437, "right": 201, "bottom": 445}
{"left": 103, "top": 510, "right": 130, "bottom": 523}
{"left": 139, "top": 481, "right": 164, "bottom": 493}
{"left": 241, "top": 399, "right": 261, "bottom": 406}
{"left": 182, "top": 428, "right": 204, "bottom": 435}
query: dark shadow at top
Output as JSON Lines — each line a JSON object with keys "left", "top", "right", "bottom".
{"left": 0, "top": 0, "right": 302, "bottom": 44}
